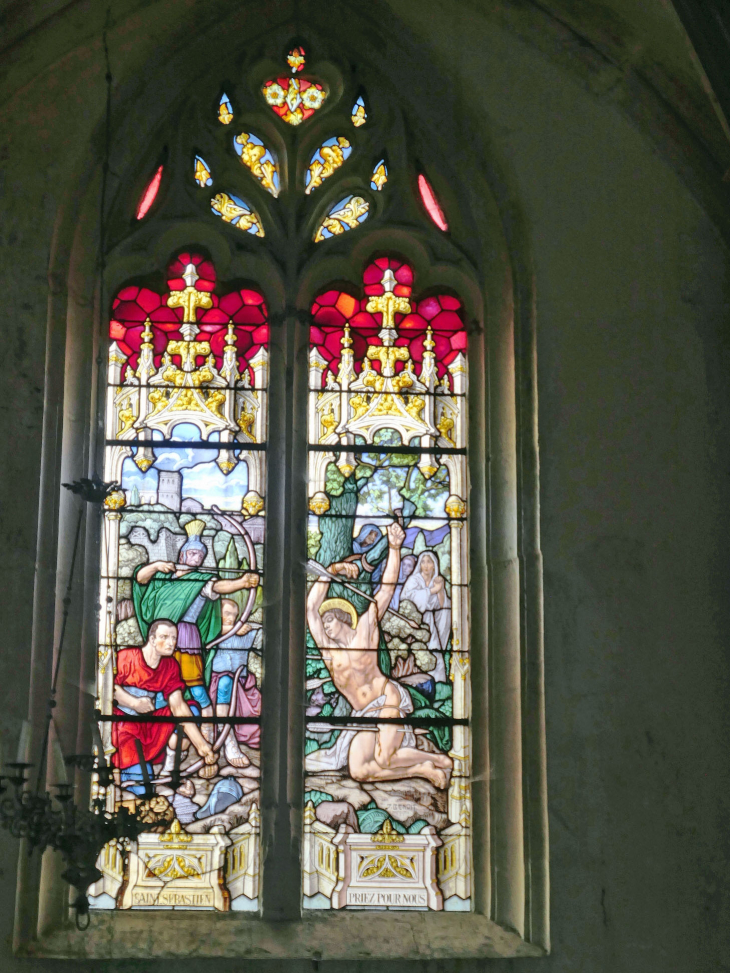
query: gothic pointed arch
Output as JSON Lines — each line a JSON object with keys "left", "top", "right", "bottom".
{"left": 24, "top": 6, "right": 547, "bottom": 960}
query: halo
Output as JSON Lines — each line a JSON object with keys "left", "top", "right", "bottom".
{"left": 319, "top": 598, "right": 358, "bottom": 630}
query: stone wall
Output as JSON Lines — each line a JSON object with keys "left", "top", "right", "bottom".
{"left": 0, "top": 1, "right": 728, "bottom": 970}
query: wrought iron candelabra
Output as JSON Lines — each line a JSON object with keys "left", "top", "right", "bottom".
{"left": 0, "top": 476, "right": 173, "bottom": 929}
{"left": 0, "top": 756, "right": 173, "bottom": 928}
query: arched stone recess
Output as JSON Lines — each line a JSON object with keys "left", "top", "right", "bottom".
{"left": 17, "top": 3, "right": 547, "bottom": 961}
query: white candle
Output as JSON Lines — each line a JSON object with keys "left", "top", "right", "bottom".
{"left": 16, "top": 720, "right": 32, "bottom": 764}
{"left": 50, "top": 732, "right": 68, "bottom": 785}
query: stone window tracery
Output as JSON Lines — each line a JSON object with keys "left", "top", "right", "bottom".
{"left": 94, "top": 40, "right": 469, "bottom": 917}
{"left": 22, "top": 26, "right": 548, "bottom": 962}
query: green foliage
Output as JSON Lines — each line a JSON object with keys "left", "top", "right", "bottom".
{"left": 217, "top": 537, "right": 246, "bottom": 614}
{"left": 325, "top": 463, "right": 345, "bottom": 497}
{"left": 305, "top": 730, "right": 339, "bottom": 754}
{"left": 354, "top": 804, "right": 428, "bottom": 835}
{"left": 356, "top": 806, "right": 406, "bottom": 834}
{"left": 407, "top": 820, "right": 429, "bottom": 834}
{"left": 304, "top": 790, "right": 333, "bottom": 807}
{"left": 434, "top": 681, "right": 452, "bottom": 703}
{"left": 306, "top": 656, "right": 329, "bottom": 679}
{"left": 358, "top": 461, "right": 449, "bottom": 519}
{"left": 406, "top": 684, "right": 452, "bottom": 752}
{"left": 354, "top": 462, "right": 375, "bottom": 480}
{"left": 307, "top": 526, "right": 322, "bottom": 559}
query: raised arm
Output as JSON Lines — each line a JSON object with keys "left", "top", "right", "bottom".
{"left": 306, "top": 577, "right": 330, "bottom": 645}
{"left": 307, "top": 561, "right": 358, "bottom": 643}
{"left": 374, "top": 522, "right": 405, "bottom": 620}
{"left": 212, "top": 572, "right": 259, "bottom": 594}
{"left": 135, "top": 561, "right": 175, "bottom": 585}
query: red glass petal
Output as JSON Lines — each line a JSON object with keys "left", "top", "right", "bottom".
{"left": 418, "top": 174, "right": 448, "bottom": 232}
{"left": 113, "top": 301, "right": 147, "bottom": 322}
{"left": 136, "top": 165, "right": 164, "bottom": 220}
{"left": 418, "top": 296, "right": 441, "bottom": 320}
{"left": 316, "top": 307, "right": 345, "bottom": 327}
{"left": 117, "top": 286, "right": 140, "bottom": 303}
{"left": 431, "top": 310, "right": 464, "bottom": 331}
{"left": 317, "top": 289, "right": 340, "bottom": 307}
{"left": 219, "top": 293, "right": 243, "bottom": 315}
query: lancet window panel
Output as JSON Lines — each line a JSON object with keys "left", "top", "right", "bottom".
{"left": 93, "top": 251, "right": 268, "bottom": 913}
{"left": 304, "top": 259, "right": 471, "bottom": 913}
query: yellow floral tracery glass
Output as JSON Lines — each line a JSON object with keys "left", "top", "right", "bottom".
{"left": 210, "top": 193, "right": 265, "bottom": 237}
{"left": 314, "top": 195, "right": 369, "bottom": 242}
{"left": 371, "top": 160, "right": 388, "bottom": 191}
{"left": 351, "top": 95, "right": 367, "bottom": 127}
{"left": 194, "top": 155, "right": 212, "bottom": 188}
{"left": 218, "top": 93, "right": 234, "bottom": 125}
{"left": 234, "top": 133, "right": 280, "bottom": 197}
{"left": 305, "top": 137, "right": 352, "bottom": 195}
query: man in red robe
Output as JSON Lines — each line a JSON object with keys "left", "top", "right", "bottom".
{"left": 112, "top": 619, "right": 217, "bottom": 796}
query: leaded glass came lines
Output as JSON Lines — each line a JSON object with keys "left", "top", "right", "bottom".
{"left": 303, "top": 257, "right": 472, "bottom": 912}
{"left": 91, "top": 252, "right": 266, "bottom": 913}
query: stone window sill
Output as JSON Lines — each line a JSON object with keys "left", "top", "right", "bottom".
{"left": 20, "top": 910, "right": 545, "bottom": 961}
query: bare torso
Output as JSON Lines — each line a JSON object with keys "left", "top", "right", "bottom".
{"left": 306, "top": 530, "right": 453, "bottom": 787}
{"left": 319, "top": 605, "right": 391, "bottom": 710}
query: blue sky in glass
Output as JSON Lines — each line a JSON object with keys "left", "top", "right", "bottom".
{"left": 123, "top": 424, "right": 249, "bottom": 508}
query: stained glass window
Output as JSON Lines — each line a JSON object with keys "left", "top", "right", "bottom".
{"left": 99, "top": 39, "right": 484, "bottom": 923}
{"left": 194, "top": 155, "right": 212, "bottom": 188}
{"left": 218, "top": 93, "right": 234, "bottom": 125}
{"left": 371, "top": 159, "right": 388, "bottom": 191}
{"left": 418, "top": 174, "right": 448, "bottom": 232}
{"left": 262, "top": 48, "right": 327, "bottom": 126}
{"left": 314, "top": 195, "right": 369, "bottom": 242}
{"left": 136, "top": 165, "right": 164, "bottom": 220}
{"left": 233, "top": 133, "right": 280, "bottom": 197}
{"left": 303, "top": 257, "right": 471, "bottom": 912}
{"left": 210, "top": 192, "right": 264, "bottom": 236}
{"left": 351, "top": 94, "right": 367, "bottom": 127}
{"left": 91, "top": 252, "right": 268, "bottom": 912}
{"left": 287, "top": 46, "right": 306, "bottom": 72}
{"left": 305, "top": 137, "right": 352, "bottom": 194}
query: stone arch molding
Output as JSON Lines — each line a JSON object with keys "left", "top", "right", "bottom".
{"left": 20, "top": 5, "right": 548, "bottom": 961}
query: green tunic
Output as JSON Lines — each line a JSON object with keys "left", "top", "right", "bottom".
{"left": 132, "top": 566, "right": 222, "bottom": 645}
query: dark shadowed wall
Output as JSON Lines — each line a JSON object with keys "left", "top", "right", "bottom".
{"left": 0, "top": 1, "right": 728, "bottom": 970}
